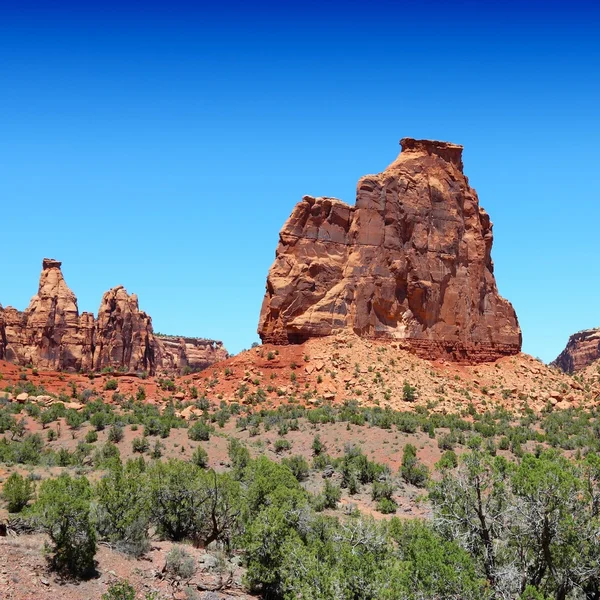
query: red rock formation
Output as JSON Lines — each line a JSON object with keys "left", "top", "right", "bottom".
{"left": 551, "top": 329, "right": 600, "bottom": 373}
{"left": 0, "top": 259, "right": 95, "bottom": 371}
{"left": 258, "top": 138, "right": 521, "bottom": 362}
{"left": 93, "top": 286, "right": 156, "bottom": 374}
{"left": 155, "top": 335, "right": 229, "bottom": 373}
{"left": 0, "top": 259, "right": 227, "bottom": 374}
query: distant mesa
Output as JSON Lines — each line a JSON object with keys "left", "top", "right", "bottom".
{"left": 258, "top": 137, "right": 522, "bottom": 363}
{"left": 551, "top": 328, "right": 600, "bottom": 373}
{"left": 0, "top": 259, "right": 227, "bottom": 374}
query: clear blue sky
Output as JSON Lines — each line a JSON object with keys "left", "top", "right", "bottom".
{"left": 1, "top": 1, "right": 599, "bottom": 362}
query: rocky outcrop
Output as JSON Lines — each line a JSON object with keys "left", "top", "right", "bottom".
{"left": 551, "top": 329, "right": 600, "bottom": 373}
{"left": 258, "top": 138, "right": 522, "bottom": 362}
{"left": 93, "top": 286, "right": 156, "bottom": 374}
{"left": 0, "top": 259, "right": 96, "bottom": 371}
{"left": 155, "top": 335, "right": 229, "bottom": 373}
{"left": 0, "top": 259, "right": 227, "bottom": 374}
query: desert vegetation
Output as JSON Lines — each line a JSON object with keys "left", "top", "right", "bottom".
{"left": 4, "top": 372, "right": 600, "bottom": 599}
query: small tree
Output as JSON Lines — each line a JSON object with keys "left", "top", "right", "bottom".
{"left": 1, "top": 472, "right": 33, "bottom": 513}
{"left": 191, "top": 446, "right": 209, "bottom": 468}
{"left": 323, "top": 480, "right": 341, "bottom": 509}
{"left": 400, "top": 444, "right": 428, "bottom": 487}
{"left": 95, "top": 461, "right": 150, "bottom": 557}
{"left": 312, "top": 434, "right": 323, "bottom": 456}
{"left": 227, "top": 438, "right": 250, "bottom": 479}
{"left": 34, "top": 473, "right": 96, "bottom": 578}
{"left": 282, "top": 455, "right": 310, "bottom": 481}
{"left": 402, "top": 381, "right": 417, "bottom": 402}
{"left": 188, "top": 420, "right": 211, "bottom": 441}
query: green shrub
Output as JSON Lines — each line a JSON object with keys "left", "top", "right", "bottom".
{"left": 102, "top": 580, "right": 136, "bottom": 600}
{"left": 85, "top": 430, "right": 98, "bottom": 443}
{"left": 401, "top": 444, "right": 429, "bottom": 487}
{"left": 323, "top": 480, "right": 341, "bottom": 509}
{"left": 164, "top": 546, "right": 196, "bottom": 582}
{"left": 66, "top": 409, "right": 84, "bottom": 430}
{"left": 274, "top": 438, "right": 291, "bottom": 453}
{"left": 396, "top": 412, "right": 419, "bottom": 433}
{"left": 104, "top": 379, "right": 118, "bottom": 391}
{"left": 312, "top": 434, "right": 323, "bottom": 455}
{"left": 147, "top": 460, "right": 243, "bottom": 547}
{"left": 498, "top": 435, "right": 510, "bottom": 450}
{"left": 90, "top": 411, "right": 110, "bottom": 431}
{"left": 151, "top": 440, "right": 163, "bottom": 459}
{"left": 436, "top": 450, "right": 459, "bottom": 471}
{"left": 1, "top": 472, "right": 33, "bottom": 513}
{"left": 108, "top": 425, "right": 124, "bottom": 443}
{"left": 34, "top": 473, "right": 96, "bottom": 578}
{"left": 228, "top": 438, "right": 250, "bottom": 479}
{"left": 402, "top": 381, "right": 417, "bottom": 402}
{"left": 191, "top": 446, "right": 209, "bottom": 468}
{"left": 377, "top": 497, "right": 397, "bottom": 513}
{"left": 437, "top": 432, "right": 457, "bottom": 451}
{"left": 188, "top": 420, "right": 211, "bottom": 441}
{"left": 282, "top": 455, "right": 309, "bottom": 481}
{"left": 95, "top": 461, "right": 150, "bottom": 557}
{"left": 93, "top": 442, "right": 121, "bottom": 469}
{"left": 371, "top": 479, "right": 394, "bottom": 501}
{"left": 132, "top": 436, "right": 149, "bottom": 454}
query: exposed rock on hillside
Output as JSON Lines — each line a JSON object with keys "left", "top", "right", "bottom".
{"left": 552, "top": 329, "right": 600, "bottom": 373}
{"left": 94, "top": 286, "right": 156, "bottom": 373}
{"left": 0, "top": 259, "right": 95, "bottom": 371}
{"left": 258, "top": 138, "right": 521, "bottom": 363}
{"left": 155, "top": 334, "right": 228, "bottom": 373}
{"left": 0, "top": 259, "right": 226, "bottom": 374}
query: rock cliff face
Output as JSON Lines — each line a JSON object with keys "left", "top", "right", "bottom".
{"left": 93, "top": 286, "right": 156, "bottom": 373}
{"left": 0, "top": 259, "right": 227, "bottom": 374}
{"left": 155, "top": 335, "right": 229, "bottom": 373}
{"left": 258, "top": 138, "right": 521, "bottom": 362}
{"left": 0, "top": 259, "right": 96, "bottom": 371}
{"left": 552, "top": 329, "right": 600, "bottom": 373}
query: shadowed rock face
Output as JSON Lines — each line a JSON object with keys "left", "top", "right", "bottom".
{"left": 258, "top": 138, "right": 522, "bottom": 363}
{"left": 552, "top": 329, "right": 600, "bottom": 373}
{"left": 0, "top": 259, "right": 227, "bottom": 374}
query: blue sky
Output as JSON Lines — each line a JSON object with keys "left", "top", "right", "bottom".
{"left": 1, "top": 1, "right": 599, "bottom": 361}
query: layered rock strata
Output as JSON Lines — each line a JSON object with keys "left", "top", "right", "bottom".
{"left": 258, "top": 138, "right": 521, "bottom": 362}
{"left": 552, "top": 329, "right": 600, "bottom": 373}
{"left": 0, "top": 259, "right": 226, "bottom": 374}
{"left": 155, "top": 335, "right": 228, "bottom": 373}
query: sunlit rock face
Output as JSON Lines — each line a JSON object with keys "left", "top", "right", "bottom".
{"left": 258, "top": 138, "right": 521, "bottom": 363}
{"left": 0, "top": 259, "right": 227, "bottom": 373}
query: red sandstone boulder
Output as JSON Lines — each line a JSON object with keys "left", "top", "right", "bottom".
{"left": 552, "top": 329, "right": 600, "bottom": 373}
{"left": 258, "top": 138, "right": 522, "bottom": 362}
